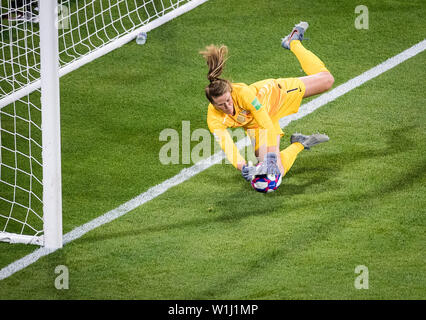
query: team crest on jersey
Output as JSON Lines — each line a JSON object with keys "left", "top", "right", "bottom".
{"left": 236, "top": 110, "right": 249, "bottom": 123}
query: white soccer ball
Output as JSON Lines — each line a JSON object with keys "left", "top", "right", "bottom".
{"left": 251, "top": 172, "right": 282, "bottom": 193}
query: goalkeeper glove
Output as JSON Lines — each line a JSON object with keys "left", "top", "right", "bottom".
{"left": 241, "top": 161, "right": 256, "bottom": 181}
{"left": 256, "top": 152, "right": 281, "bottom": 175}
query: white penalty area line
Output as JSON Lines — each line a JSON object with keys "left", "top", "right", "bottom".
{"left": 1, "top": 39, "right": 425, "bottom": 281}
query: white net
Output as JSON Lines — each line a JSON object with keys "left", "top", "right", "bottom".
{"left": 58, "top": 0, "right": 191, "bottom": 67}
{"left": 0, "top": 0, "right": 43, "bottom": 243}
{"left": 0, "top": 0, "right": 201, "bottom": 245}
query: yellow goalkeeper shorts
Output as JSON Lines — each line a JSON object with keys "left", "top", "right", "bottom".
{"left": 246, "top": 77, "right": 306, "bottom": 151}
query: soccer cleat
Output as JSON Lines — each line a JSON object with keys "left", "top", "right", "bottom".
{"left": 281, "top": 21, "right": 309, "bottom": 50}
{"left": 290, "top": 133, "right": 329, "bottom": 150}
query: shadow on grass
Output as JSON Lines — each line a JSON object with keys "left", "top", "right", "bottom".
{"left": 282, "top": 124, "right": 419, "bottom": 191}
{"left": 194, "top": 126, "right": 425, "bottom": 298}
{"left": 80, "top": 126, "right": 420, "bottom": 241}
{"left": 76, "top": 126, "right": 424, "bottom": 298}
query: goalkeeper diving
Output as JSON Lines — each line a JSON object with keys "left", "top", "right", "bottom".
{"left": 200, "top": 22, "right": 334, "bottom": 182}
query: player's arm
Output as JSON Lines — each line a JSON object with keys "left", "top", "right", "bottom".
{"left": 243, "top": 93, "right": 284, "bottom": 174}
{"left": 207, "top": 118, "right": 246, "bottom": 171}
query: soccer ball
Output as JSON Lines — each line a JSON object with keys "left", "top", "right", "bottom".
{"left": 251, "top": 172, "right": 282, "bottom": 193}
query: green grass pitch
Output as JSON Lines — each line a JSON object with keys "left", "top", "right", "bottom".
{"left": 0, "top": 0, "right": 425, "bottom": 299}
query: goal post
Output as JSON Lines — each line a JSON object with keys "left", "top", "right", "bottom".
{"left": 0, "top": 0, "right": 208, "bottom": 248}
{"left": 0, "top": 0, "right": 62, "bottom": 248}
{"left": 39, "top": 0, "right": 62, "bottom": 249}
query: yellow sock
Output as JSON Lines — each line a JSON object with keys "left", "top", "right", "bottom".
{"left": 280, "top": 142, "right": 304, "bottom": 176}
{"left": 290, "top": 40, "right": 329, "bottom": 75}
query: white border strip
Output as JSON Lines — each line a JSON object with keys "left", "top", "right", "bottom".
{"left": 1, "top": 39, "right": 425, "bottom": 281}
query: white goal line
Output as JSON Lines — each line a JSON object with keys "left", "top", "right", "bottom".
{"left": 0, "top": 39, "right": 425, "bottom": 281}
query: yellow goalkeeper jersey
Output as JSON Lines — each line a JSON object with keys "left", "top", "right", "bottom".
{"left": 207, "top": 81, "right": 280, "bottom": 168}
{"left": 207, "top": 79, "right": 305, "bottom": 168}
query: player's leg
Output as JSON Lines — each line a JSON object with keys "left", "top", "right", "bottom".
{"left": 299, "top": 71, "right": 334, "bottom": 98}
{"left": 290, "top": 40, "right": 334, "bottom": 98}
{"left": 281, "top": 22, "right": 334, "bottom": 98}
{"left": 280, "top": 133, "right": 330, "bottom": 175}
{"left": 280, "top": 142, "right": 304, "bottom": 176}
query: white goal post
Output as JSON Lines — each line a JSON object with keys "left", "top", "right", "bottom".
{"left": 0, "top": 0, "right": 208, "bottom": 248}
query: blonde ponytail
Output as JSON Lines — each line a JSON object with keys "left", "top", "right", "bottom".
{"left": 199, "top": 44, "right": 232, "bottom": 104}
{"left": 200, "top": 44, "right": 228, "bottom": 82}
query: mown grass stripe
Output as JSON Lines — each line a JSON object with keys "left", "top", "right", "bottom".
{"left": 0, "top": 39, "right": 425, "bottom": 281}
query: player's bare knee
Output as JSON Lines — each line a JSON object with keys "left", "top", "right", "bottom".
{"left": 324, "top": 72, "right": 334, "bottom": 91}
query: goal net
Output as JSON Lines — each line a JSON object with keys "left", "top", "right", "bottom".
{"left": 0, "top": 0, "right": 207, "bottom": 248}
